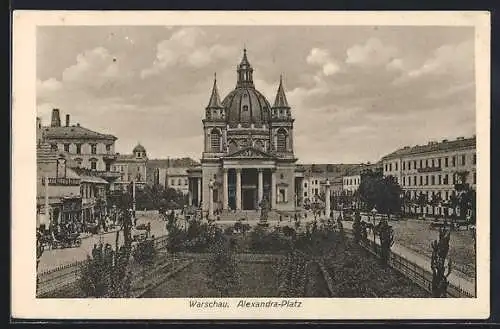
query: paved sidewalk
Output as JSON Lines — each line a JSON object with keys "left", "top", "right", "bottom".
{"left": 38, "top": 215, "right": 167, "bottom": 273}
{"left": 342, "top": 221, "right": 475, "bottom": 296}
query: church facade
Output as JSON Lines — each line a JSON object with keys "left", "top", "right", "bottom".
{"left": 187, "top": 50, "right": 304, "bottom": 217}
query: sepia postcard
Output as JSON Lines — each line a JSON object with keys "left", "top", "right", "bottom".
{"left": 11, "top": 10, "right": 490, "bottom": 320}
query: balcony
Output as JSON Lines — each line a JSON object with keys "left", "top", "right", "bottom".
{"left": 103, "top": 153, "right": 118, "bottom": 161}
{"left": 41, "top": 177, "right": 80, "bottom": 186}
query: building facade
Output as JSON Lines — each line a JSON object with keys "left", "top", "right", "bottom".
{"left": 381, "top": 136, "right": 476, "bottom": 215}
{"left": 165, "top": 167, "right": 190, "bottom": 195}
{"left": 112, "top": 144, "right": 149, "bottom": 190}
{"left": 41, "top": 109, "right": 118, "bottom": 172}
{"left": 188, "top": 49, "right": 304, "bottom": 216}
{"left": 37, "top": 143, "right": 108, "bottom": 231}
{"left": 38, "top": 109, "right": 121, "bottom": 191}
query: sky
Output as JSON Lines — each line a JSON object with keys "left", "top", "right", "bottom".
{"left": 36, "top": 25, "right": 476, "bottom": 163}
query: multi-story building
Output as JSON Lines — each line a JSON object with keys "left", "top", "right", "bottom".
{"left": 38, "top": 109, "right": 121, "bottom": 191}
{"left": 41, "top": 109, "right": 118, "bottom": 172}
{"left": 165, "top": 167, "right": 190, "bottom": 195}
{"left": 112, "top": 144, "right": 149, "bottom": 190}
{"left": 381, "top": 136, "right": 476, "bottom": 216}
{"left": 37, "top": 143, "right": 108, "bottom": 231}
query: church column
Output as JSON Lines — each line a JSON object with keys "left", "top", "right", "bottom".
{"left": 208, "top": 180, "right": 214, "bottom": 220}
{"left": 188, "top": 179, "right": 193, "bottom": 206}
{"left": 271, "top": 170, "right": 277, "bottom": 209}
{"left": 197, "top": 178, "right": 202, "bottom": 207}
{"left": 236, "top": 169, "right": 242, "bottom": 210}
{"left": 257, "top": 169, "right": 263, "bottom": 209}
{"left": 223, "top": 169, "right": 228, "bottom": 210}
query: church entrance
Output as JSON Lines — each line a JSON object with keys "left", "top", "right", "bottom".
{"left": 242, "top": 188, "right": 257, "bottom": 210}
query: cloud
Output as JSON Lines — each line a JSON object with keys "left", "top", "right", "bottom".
{"left": 306, "top": 48, "right": 341, "bottom": 76}
{"left": 141, "top": 27, "right": 238, "bottom": 78}
{"left": 396, "top": 39, "right": 474, "bottom": 84}
{"left": 345, "top": 37, "right": 399, "bottom": 67}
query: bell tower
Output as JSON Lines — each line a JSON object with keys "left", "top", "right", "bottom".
{"left": 270, "top": 75, "right": 294, "bottom": 157}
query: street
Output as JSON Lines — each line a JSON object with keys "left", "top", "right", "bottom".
{"left": 38, "top": 212, "right": 167, "bottom": 273}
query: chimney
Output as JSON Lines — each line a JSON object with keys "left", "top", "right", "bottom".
{"left": 65, "top": 114, "right": 70, "bottom": 127}
{"left": 50, "top": 109, "right": 61, "bottom": 127}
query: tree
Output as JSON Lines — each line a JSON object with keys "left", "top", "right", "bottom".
{"left": 431, "top": 226, "right": 452, "bottom": 297}
{"left": 358, "top": 172, "right": 401, "bottom": 217}
{"left": 377, "top": 220, "right": 395, "bottom": 265}
{"left": 416, "top": 192, "right": 428, "bottom": 218}
{"left": 206, "top": 237, "right": 240, "bottom": 297}
{"left": 352, "top": 211, "right": 362, "bottom": 244}
{"left": 455, "top": 171, "right": 475, "bottom": 223}
{"left": 429, "top": 193, "right": 442, "bottom": 217}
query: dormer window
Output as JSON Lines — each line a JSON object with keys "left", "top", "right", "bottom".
{"left": 243, "top": 105, "right": 249, "bottom": 112}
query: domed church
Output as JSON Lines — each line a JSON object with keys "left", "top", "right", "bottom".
{"left": 187, "top": 49, "right": 305, "bottom": 217}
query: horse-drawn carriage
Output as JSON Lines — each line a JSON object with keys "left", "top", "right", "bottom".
{"left": 51, "top": 231, "right": 82, "bottom": 249}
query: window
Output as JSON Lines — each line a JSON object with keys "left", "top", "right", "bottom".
{"left": 385, "top": 164, "right": 388, "bottom": 172}
{"left": 64, "top": 144, "right": 70, "bottom": 152}
{"left": 425, "top": 175, "right": 429, "bottom": 185}
{"left": 413, "top": 160, "right": 417, "bottom": 169}
{"left": 438, "top": 158, "right": 442, "bottom": 168}
{"left": 419, "top": 159, "right": 423, "bottom": 168}
{"left": 395, "top": 162, "right": 398, "bottom": 171}
{"left": 106, "top": 144, "right": 111, "bottom": 152}
{"left": 461, "top": 154, "right": 466, "bottom": 166}
{"left": 403, "top": 161, "right": 406, "bottom": 171}
{"left": 76, "top": 144, "right": 81, "bottom": 154}
{"left": 315, "top": 180, "right": 318, "bottom": 185}
{"left": 210, "top": 128, "right": 221, "bottom": 152}
{"left": 276, "top": 128, "right": 287, "bottom": 152}
{"left": 280, "top": 174, "right": 284, "bottom": 179}
{"left": 304, "top": 183, "right": 308, "bottom": 188}
{"left": 420, "top": 176, "right": 423, "bottom": 186}
{"left": 431, "top": 175, "right": 435, "bottom": 185}
{"left": 402, "top": 177, "right": 406, "bottom": 186}
{"left": 279, "top": 189, "right": 286, "bottom": 203}
{"left": 438, "top": 174, "right": 442, "bottom": 185}
{"left": 50, "top": 144, "right": 58, "bottom": 151}
{"left": 452, "top": 156, "right": 456, "bottom": 167}
{"left": 443, "top": 174, "right": 449, "bottom": 185}
{"left": 444, "top": 157, "right": 449, "bottom": 167}
{"left": 473, "top": 172, "right": 476, "bottom": 184}
{"left": 389, "top": 163, "right": 392, "bottom": 171}
{"left": 425, "top": 159, "right": 429, "bottom": 168}
{"left": 105, "top": 163, "right": 111, "bottom": 171}
{"left": 314, "top": 188, "right": 318, "bottom": 195}
{"left": 473, "top": 154, "right": 476, "bottom": 165}
{"left": 445, "top": 191, "right": 449, "bottom": 200}
{"left": 91, "top": 144, "right": 97, "bottom": 155}
{"left": 243, "top": 105, "right": 249, "bottom": 112}
{"left": 413, "top": 176, "right": 417, "bottom": 186}
{"left": 90, "top": 160, "right": 97, "bottom": 170}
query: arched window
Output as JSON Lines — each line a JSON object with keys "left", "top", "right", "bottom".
{"left": 276, "top": 128, "right": 287, "bottom": 152}
{"left": 89, "top": 158, "right": 98, "bottom": 170}
{"left": 254, "top": 140, "right": 264, "bottom": 150}
{"left": 228, "top": 140, "right": 238, "bottom": 153}
{"left": 210, "top": 128, "right": 221, "bottom": 152}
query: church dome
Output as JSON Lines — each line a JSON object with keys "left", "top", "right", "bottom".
{"left": 221, "top": 48, "right": 271, "bottom": 126}
{"left": 133, "top": 143, "right": 146, "bottom": 153}
{"left": 223, "top": 87, "right": 271, "bottom": 125}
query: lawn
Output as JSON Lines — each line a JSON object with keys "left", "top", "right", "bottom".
{"left": 390, "top": 220, "right": 476, "bottom": 278}
{"left": 141, "top": 256, "right": 280, "bottom": 298}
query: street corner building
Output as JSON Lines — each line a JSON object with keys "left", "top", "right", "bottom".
{"left": 187, "top": 49, "right": 306, "bottom": 218}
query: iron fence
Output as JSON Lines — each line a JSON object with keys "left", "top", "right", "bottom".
{"left": 37, "top": 234, "right": 170, "bottom": 297}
